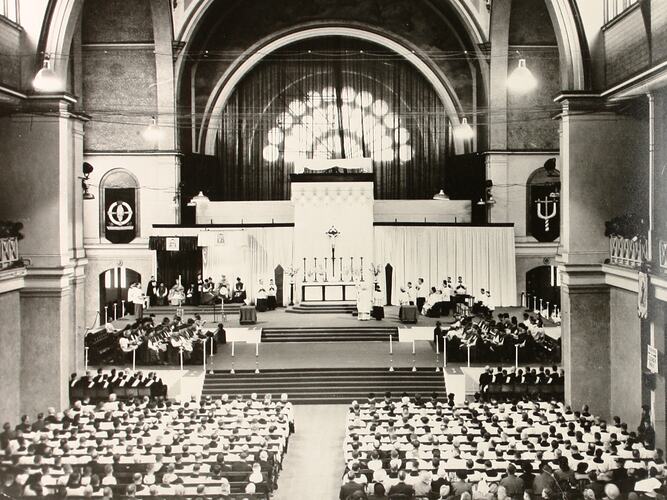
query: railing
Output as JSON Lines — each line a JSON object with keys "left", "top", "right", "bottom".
{"left": 0, "top": 236, "right": 19, "bottom": 269}
{"left": 609, "top": 235, "right": 648, "bottom": 268}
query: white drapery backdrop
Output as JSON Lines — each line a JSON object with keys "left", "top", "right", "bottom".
{"left": 200, "top": 228, "right": 294, "bottom": 304}
{"left": 373, "top": 226, "right": 517, "bottom": 306}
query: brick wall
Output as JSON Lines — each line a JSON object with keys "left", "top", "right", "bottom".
{"left": 604, "top": 7, "right": 650, "bottom": 86}
{"left": 652, "top": 0, "right": 667, "bottom": 62}
{"left": 82, "top": 49, "right": 158, "bottom": 150}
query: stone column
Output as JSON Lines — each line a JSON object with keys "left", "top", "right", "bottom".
{"left": 0, "top": 95, "right": 87, "bottom": 415}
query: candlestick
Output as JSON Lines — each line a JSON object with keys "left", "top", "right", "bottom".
{"left": 340, "top": 258, "right": 343, "bottom": 282}
{"left": 436, "top": 336, "right": 439, "bottom": 354}
{"left": 350, "top": 257, "right": 354, "bottom": 281}
{"left": 412, "top": 339, "right": 415, "bottom": 355}
{"left": 303, "top": 258, "right": 307, "bottom": 282}
{"left": 324, "top": 258, "right": 328, "bottom": 282}
{"left": 231, "top": 341, "right": 235, "bottom": 357}
{"left": 360, "top": 257, "right": 364, "bottom": 281}
{"left": 389, "top": 335, "right": 393, "bottom": 354}
{"left": 515, "top": 344, "right": 519, "bottom": 370}
{"left": 255, "top": 342, "right": 259, "bottom": 357}
{"left": 467, "top": 345, "right": 471, "bottom": 367}
{"left": 314, "top": 258, "right": 318, "bottom": 282}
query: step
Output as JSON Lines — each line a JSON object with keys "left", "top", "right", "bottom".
{"left": 201, "top": 367, "right": 446, "bottom": 405}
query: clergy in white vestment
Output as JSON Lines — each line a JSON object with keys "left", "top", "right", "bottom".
{"left": 485, "top": 290, "right": 495, "bottom": 312}
{"left": 406, "top": 282, "right": 416, "bottom": 306}
{"left": 356, "top": 282, "right": 372, "bottom": 321}
{"left": 439, "top": 280, "right": 452, "bottom": 317}
{"left": 397, "top": 287, "right": 410, "bottom": 306}
{"left": 415, "top": 278, "right": 427, "bottom": 312}
{"left": 267, "top": 279, "right": 277, "bottom": 310}
{"left": 371, "top": 284, "right": 385, "bottom": 320}
{"left": 168, "top": 280, "right": 185, "bottom": 306}
{"left": 455, "top": 276, "right": 467, "bottom": 295}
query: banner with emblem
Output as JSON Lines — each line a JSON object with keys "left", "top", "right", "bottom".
{"left": 104, "top": 188, "right": 136, "bottom": 244}
{"left": 530, "top": 184, "right": 560, "bottom": 242}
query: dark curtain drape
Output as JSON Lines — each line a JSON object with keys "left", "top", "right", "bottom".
{"left": 149, "top": 237, "right": 201, "bottom": 290}
{"left": 216, "top": 37, "right": 451, "bottom": 200}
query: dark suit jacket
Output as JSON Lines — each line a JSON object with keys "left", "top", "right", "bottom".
{"left": 340, "top": 480, "right": 364, "bottom": 500}
{"left": 388, "top": 481, "right": 415, "bottom": 498}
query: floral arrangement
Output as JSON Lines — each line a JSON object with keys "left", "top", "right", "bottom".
{"left": 0, "top": 221, "right": 23, "bottom": 240}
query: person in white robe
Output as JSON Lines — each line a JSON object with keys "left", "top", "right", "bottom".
{"left": 267, "top": 279, "right": 277, "bottom": 310}
{"left": 356, "top": 282, "right": 372, "bottom": 321}
{"left": 406, "top": 282, "right": 416, "bottom": 306}
{"left": 371, "top": 284, "right": 384, "bottom": 320}
{"left": 422, "top": 287, "right": 440, "bottom": 317}
{"left": 397, "top": 287, "right": 410, "bottom": 306}
{"left": 168, "top": 280, "right": 185, "bottom": 306}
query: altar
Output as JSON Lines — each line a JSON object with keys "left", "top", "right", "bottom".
{"left": 301, "top": 282, "right": 357, "bottom": 302}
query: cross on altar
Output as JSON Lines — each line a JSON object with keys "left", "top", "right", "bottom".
{"left": 325, "top": 226, "right": 340, "bottom": 278}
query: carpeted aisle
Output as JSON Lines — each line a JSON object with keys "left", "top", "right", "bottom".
{"left": 274, "top": 405, "right": 348, "bottom": 500}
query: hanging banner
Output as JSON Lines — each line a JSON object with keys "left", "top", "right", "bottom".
{"left": 166, "top": 237, "right": 180, "bottom": 252}
{"left": 104, "top": 188, "right": 136, "bottom": 244}
{"left": 638, "top": 271, "right": 649, "bottom": 319}
{"left": 530, "top": 185, "right": 560, "bottom": 243}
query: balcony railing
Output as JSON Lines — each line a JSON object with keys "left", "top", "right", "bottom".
{"left": 609, "top": 235, "right": 648, "bottom": 268}
{"left": 0, "top": 236, "right": 19, "bottom": 269}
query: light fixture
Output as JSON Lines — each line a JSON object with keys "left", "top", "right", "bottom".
{"left": 454, "top": 117, "right": 475, "bottom": 141}
{"left": 143, "top": 116, "right": 162, "bottom": 143}
{"left": 477, "top": 198, "right": 486, "bottom": 206}
{"left": 33, "top": 56, "right": 63, "bottom": 93}
{"left": 508, "top": 58, "right": 537, "bottom": 94}
{"left": 81, "top": 162, "right": 94, "bottom": 200}
{"left": 433, "top": 189, "right": 450, "bottom": 201}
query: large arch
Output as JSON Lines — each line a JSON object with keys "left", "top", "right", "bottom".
{"left": 198, "top": 24, "right": 468, "bottom": 155}
{"left": 543, "top": 0, "right": 588, "bottom": 90}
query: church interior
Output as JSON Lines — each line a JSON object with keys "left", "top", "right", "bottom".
{"left": 0, "top": 0, "right": 666, "bottom": 498}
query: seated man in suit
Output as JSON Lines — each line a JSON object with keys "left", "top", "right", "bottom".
{"left": 340, "top": 470, "right": 364, "bottom": 500}
{"left": 387, "top": 470, "right": 415, "bottom": 498}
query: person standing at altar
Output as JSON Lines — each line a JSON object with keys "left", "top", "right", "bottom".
{"left": 406, "top": 282, "right": 416, "bottom": 306}
{"left": 168, "top": 279, "right": 185, "bottom": 306}
{"left": 131, "top": 281, "right": 145, "bottom": 320}
{"left": 455, "top": 276, "right": 467, "bottom": 296}
{"left": 357, "top": 282, "right": 372, "bottom": 321}
{"left": 146, "top": 276, "right": 157, "bottom": 307}
{"left": 371, "top": 284, "right": 385, "bottom": 321}
{"left": 267, "top": 279, "right": 277, "bottom": 310}
{"left": 397, "top": 287, "right": 410, "bottom": 306}
{"left": 256, "top": 279, "right": 268, "bottom": 312}
{"left": 155, "top": 283, "right": 168, "bottom": 306}
{"left": 416, "top": 278, "right": 427, "bottom": 313}
{"left": 439, "top": 279, "right": 452, "bottom": 317}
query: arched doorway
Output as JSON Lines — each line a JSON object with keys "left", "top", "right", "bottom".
{"left": 99, "top": 267, "right": 141, "bottom": 322}
{"left": 526, "top": 265, "right": 560, "bottom": 314}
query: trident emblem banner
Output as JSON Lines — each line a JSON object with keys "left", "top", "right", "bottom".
{"left": 530, "top": 186, "right": 560, "bottom": 242}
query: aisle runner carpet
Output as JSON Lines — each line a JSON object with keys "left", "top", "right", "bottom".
{"left": 202, "top": 367, "right": 446, "bottom": 404}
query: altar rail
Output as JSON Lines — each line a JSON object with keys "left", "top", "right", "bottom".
{"left": 0, "top": 236, "right": 20, "bottom": 269}
{"left": 609, "top": 235, "right": 647, "bottom": 268}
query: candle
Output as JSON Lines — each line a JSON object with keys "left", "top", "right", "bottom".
{"left": 389, "top": 335, "right": 393, "bottom": 354}
{"left": 443, "top": 338, "right": 447, "bottom": 368}
{"left": 231, "top": 341, "right": 235, "bottom": 357}
{"left": 412, "top": 340, "right": 415, "bottom": 355}
{"left": 255, "top": 342, "right": 259, "bottom": 357}
{"left": 436, "top": 336, "right": 439, "bottom": 354}
{"left": 467, "top": 345, "right": 471, "bottom": 367}
{"left": 203, "top": 342, "right": 207, "bottom": 370}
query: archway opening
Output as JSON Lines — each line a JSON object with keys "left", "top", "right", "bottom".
{"left": 99, "top": 267, "right": 141, "bottom": 322}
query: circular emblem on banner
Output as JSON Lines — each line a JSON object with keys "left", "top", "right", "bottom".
{"left": 107, "top": 201, "right": 133, "bottom": 226}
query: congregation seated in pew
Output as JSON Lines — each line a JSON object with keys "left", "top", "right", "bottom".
{"left": 477, "top": 366, "right": 564, "bottom": 402}
{"left": 0, "top": 392, "right": 294, "bottom": 499}
{"left": 339, "top": 393, "right": 665, "bottom": 500}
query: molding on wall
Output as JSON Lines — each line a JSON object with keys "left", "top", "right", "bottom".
{"left": 0, "top": 267, "right": 27, "bottom": 295}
